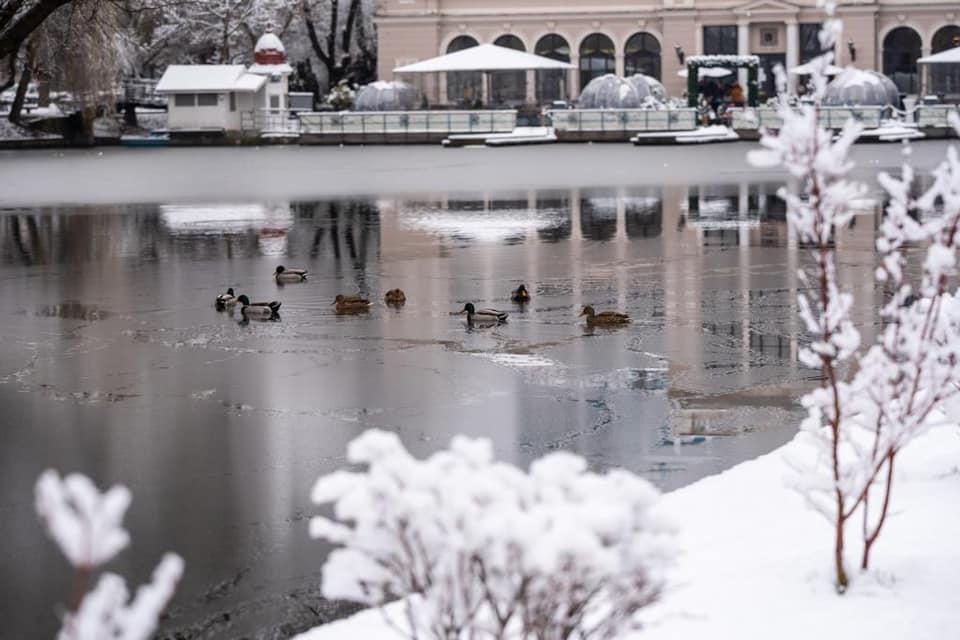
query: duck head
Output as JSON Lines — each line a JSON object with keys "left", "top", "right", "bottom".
{"left": 226, "top": 287, "right": 235, "bottom": 296}
{"left": 517, "top": 284, "right": 527, "bottom": 294}
{"left": 275, "top": 265, "right": 286, "bottom": 275}
{"left": 237, "top": 294, "right": 251, "bottom": 306}
{"left": 334, "top": 294, "right": 345, "bottom": 304}
{"left": 461, "top": 303, "right": 476, "bottom": 315}
{"left": 579, "top": 305, "right": 595, "bottom": 318}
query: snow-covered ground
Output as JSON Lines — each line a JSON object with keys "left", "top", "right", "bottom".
{"left": 295, "top": 423, "right": 960, "bottom": 640}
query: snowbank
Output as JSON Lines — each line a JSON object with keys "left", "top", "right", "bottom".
{"left": 295, "top": 424, "right": 960, "bottom": 640}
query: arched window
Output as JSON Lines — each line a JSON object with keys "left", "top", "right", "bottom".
{"left": 579, "top": 34, "right": 615, "bottom": 92}
{"left": 931, "top": 25, "right": 960, "bottom": 96}
{"left": 882, "top": 27, "right": 922, "bottom": 94}
{"left": 492, "top": 34, "right": 526, "bottom": 105}
{"left": 446, "top": 36, "right": 482, "bottom": 106}
{"left": 534, "top": 34, "right": 571, "bottom": 103}
{"left": 624, "top": 32, "right": 661, "bottom": 79}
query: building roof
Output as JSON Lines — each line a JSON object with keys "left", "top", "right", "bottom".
{"left": 394, "top": 43, "right": 574, "bottom": 73}
{"left": 255, "top": 32, "right": 285, "bottom": 53}
{"left": 918, "top": 46, "right": 960, "bottom": 64}
{"left": 155, "top": 65, "right": 267, "bottom": 93}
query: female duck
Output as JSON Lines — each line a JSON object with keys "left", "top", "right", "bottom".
{"left": 579, "top": 305, "right": 629, "bottom": 326}
{"left": 459, "top": 303, "right": 508, "bottom": 327}
{"left": 275, "top": 265, "right": 307, "bottom": 283}
{"left": 335, "top": 294, "right": 372, "bottom": 314}
{"left": 215, "top": 287, "right": 237, "bottom": 310}
{"left": 511, "top": 284, "right": 531, "bottom": 304}
{"left": 237, "top": 294, "right": 281, "bottom": 320}
{"left": 384, "top": 289, "right": 406, "bottom": 306}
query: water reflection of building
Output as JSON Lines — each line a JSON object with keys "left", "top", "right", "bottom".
{"left": 159, "top": 202, "right": 294, "bottom": 256}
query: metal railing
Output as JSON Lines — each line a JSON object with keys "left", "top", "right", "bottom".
{"left": 298, "top": 110, "right": 517, "bottom": 135}
{"left": 240, "top": 109, "right": 301, "bottom": 135}
{"left": 547, "top": 109, "right": 699, "bottom": 132}
{"left": 730, "top": 106, "right": 888, "bottom": 130}
{"left": 916, "top": 105, "right": 960, "bottom": 128}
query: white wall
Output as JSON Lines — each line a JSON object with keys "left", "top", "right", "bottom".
{"left": 167, "top": 92, "right": 235, "bottom": 130}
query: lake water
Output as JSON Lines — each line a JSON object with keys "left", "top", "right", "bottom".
{"left": 0, "top": 143, "right": 946, "bottom": 638}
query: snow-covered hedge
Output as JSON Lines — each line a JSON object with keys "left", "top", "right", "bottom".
{"left": 310, "top": 430, "right": 674, "bottom": 639}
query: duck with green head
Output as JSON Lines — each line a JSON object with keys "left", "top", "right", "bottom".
{"left": 579, "top": 305, "right": 629, "bottom": 326}
{"left": 511, "top": 284, "right": 531, "bottom": 304}
{"left": 215, "top": 287, "right": 237, "bottom": 310}
{"left": 459, "top": 303, "right": 508, "bottom": 327}
{"left": 237, "top": 294, "right": 281, "bottom": 320}
{"left": 274, "top": 265, "right": 307, "bottom": 283}
{"left": 335, "top": 294, "right": 372, "bottom": 314}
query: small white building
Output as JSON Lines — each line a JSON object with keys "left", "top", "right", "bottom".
{"left": 155, "top": 28, "right": 293, "bottom": 133}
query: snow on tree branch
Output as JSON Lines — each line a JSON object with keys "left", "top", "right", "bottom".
{"left": 36, "top": 470, "right": 183, "bottom": 640}
{"left": 310, "top": 429, "right": 674, "bottom": 639}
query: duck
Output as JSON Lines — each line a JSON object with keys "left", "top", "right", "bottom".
{"left": 384, "top": 289, "right": 406, "bottom": 306}
{"left": 335, "top": 294, "right": 372, "bottom": 314}
{"left": 215, "top": 287, "right": 237, "bottom": 310}
{"left": 274, "top": 265, "right": 307, "bottom": 283}
{"left": 511, "top": 284, "right": 531, "bottom": 303}
{"left": 579, "top": 305, "right": 630, "bottom": 326}
{"left": 237, "top": 294, "right": 281, "bottom": 319}
{"left": 459, "top": 303, "right": 508, "bottom": 327}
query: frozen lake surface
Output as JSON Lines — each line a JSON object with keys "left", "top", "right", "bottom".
{"left": 0, "top": 142, "right": 949, "bottom": 638}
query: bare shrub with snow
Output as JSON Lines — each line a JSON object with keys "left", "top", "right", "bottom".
{"left": 310, "top": 430, "right": 673, "bottom": 640}
{"left": 749, "top": 0, "right": 960, "bottom": 592}
{"left": 35, "top": 470, "right": 183, "bottom": 640}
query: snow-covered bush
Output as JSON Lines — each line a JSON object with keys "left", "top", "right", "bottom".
{"left": 326, "top": 81, "right": 356, "bottom": 111}
{"left": 749, "top": 0, "right": 960, "bottom": 592}
{"left": 310, "top": 430, "right": 673, "bottom": 639}
{"left": 35, "top": 470, "right": 183, "bottom": 640}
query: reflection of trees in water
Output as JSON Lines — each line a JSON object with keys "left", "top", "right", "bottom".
{"left": 301, "top": 200, "right": 380, "bottom": 293}
{"left": 0, "top": 201, "right": 382, "bottom": 271}
{"left": 580, "top": 189, "right": 663, "bottom": 241}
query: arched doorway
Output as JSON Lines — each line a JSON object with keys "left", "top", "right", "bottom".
{"left": 535, "top": 34, "right": 570, "bottom": 103}
{"left": 882, "top": 27, "right": 922, "bottom": 94}
{"left": 579, "top": 34, "right": 615, "bottom": 92}
{"left": 492, "top": 34, "right": 526, "bottom": 105}
{"left": 624, "top": 32, "right": 661, "bottom": 79}
{"left": 931, "top": 25, "right": 960, "bottom": 96}
{"left": 446, "top": 36, "right": 482, "bottom": 106}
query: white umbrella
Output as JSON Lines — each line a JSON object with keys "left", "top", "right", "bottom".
{"left": 394, "top": 43, "right": 573, "bottom": 73}
{"left": 678, "top": 67, "right": 733, "bottom": 79}
{"left": 788, "top": 61, "right": 843, "bottom": 76}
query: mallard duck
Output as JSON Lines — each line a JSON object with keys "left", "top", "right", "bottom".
{"left": 335, "top": 294, "right": 372, "bottom": 314}
{"left": 511, "top": 284, "right": 531, "bottom": 303}
{"left": 459, "top": 303, "right": 508, "bottom": 327}
{"left": 384, "top": 289, "right": 406, "bottom": 306}
{"left": 215, "top": 287, "right": 237, "bottom": 310}
{"left": 579, "top": 305, "right": 630, "bottom": 326}
{"left": 237, "top": 294, "right": 281, "bottom": 319}
{"left": 274, "top": 265, "right": 307, "bottom": 283}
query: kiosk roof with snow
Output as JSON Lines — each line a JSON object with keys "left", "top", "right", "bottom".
{"left": 685, "top": 55, "right": 760, "bottom": 108}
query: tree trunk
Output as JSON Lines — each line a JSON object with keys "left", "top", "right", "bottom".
{"left": 0, "top": 50, "right": 17, "bottom": 93}
{"left": 0, "top": 0, "right": 74, "bottom": 59}
{"left": 9, "top": 42, "right": 35, "bottom": 124}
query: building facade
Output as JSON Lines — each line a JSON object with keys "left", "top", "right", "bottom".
{"left": 375, "top": 0, "right": 960, "bottom": 105}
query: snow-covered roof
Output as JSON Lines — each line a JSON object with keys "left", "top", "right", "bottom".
{"left": 248, "top": 62, "right": 294, "bottom": 75}
{"left": 255, "top": 32, "right": 285, "bottom": 53}
{"left": 918, "top": 46, "right": 960, "bottom": 64}
{"left": 394, "top": 43, "right": 574, "bottom": 73}
{"left": 155, "top": 65, "right": 266, "bottom": 93}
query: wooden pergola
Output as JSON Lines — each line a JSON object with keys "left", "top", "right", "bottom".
{"left": 686, "top": 55, "right": 760, "bottom": 108}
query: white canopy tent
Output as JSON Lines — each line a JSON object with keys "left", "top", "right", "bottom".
{"left": 917, "top": 46, "right": 960, "bottom": 99}
{"left": 393, "top": 43, "right": 574, "bottom": 106}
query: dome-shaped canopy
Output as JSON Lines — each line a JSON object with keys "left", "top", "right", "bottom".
{"left": 578, "top": 74, "right": 641, "bottom": 108}
{"left": 254, "top": 27, "right": 286, "bottom": 65}
{"left": 823, "top": 69, "right": 900, "bottom": 106}
{"left": 626, "top": 74, "right": 667, "bottom": 103}
{"left": 353, "top": 81, "right": 420, "bottom": 111}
